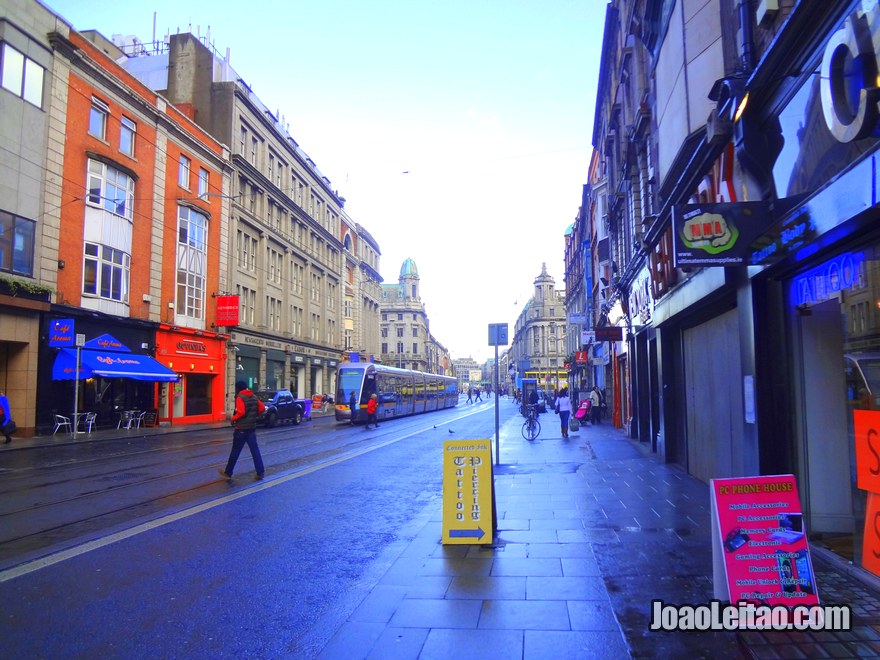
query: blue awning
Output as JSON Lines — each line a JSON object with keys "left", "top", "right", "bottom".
{"left": 52, "top": 348, "right": 179, "bottom": 382}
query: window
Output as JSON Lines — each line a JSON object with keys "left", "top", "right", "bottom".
{"left": 412, "top": 328, "right": 418, "bottom": 337}
{"left": 198, "top": 168, "right": 209, "bottom": 197}
{"left": 237, "top": 230, "right": 257, "bottom": 271}
{"left": 1, "top": 43, "right": 44, "bottom": 107}
{"left": 381, "top": 328, "right": 388, "bottom": 338}
{"left": 178, "top": 155, "right": 191, "bottom": 188}
{"left": 89, "top": 98, "right": 109, "bottom": 140}
{"left": 83, "top": 242, "right": 130, "bottom": 302}
{"left": 397, "top": 327, "right": 404, "bottom": 338}
{"left": 413, "top": 343, "right": 418, "bottom": 354}
{"left": 382, "top": 342, "right": 388, "bottom": 354}
{"left": 239, "top": 126, "right": 247, "bottom": 156}
{"left": 397, "top": 342, "right": 404, "bottom": 354}
{"left": 266, "top": 296, "right": 281, "bottom": 331}
{"left": 0, "top": 210, "right": 35, "bottom": 276}
{"left": 237, "top": 285, "right": 256, "bottom": 325}
{"left": 250, "top": 137, "right": 258, "bottom": 165}
{"left": 120, "top": 117, "right": 136, "bottom": 156}
{"left": 176, "top": 206, "right": 207, "bottom": 319}
{"left": 87, "top": 159, "right": 134, "bottom": 220}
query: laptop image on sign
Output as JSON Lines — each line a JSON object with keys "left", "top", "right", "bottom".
{"left": 768, "top": 513, "right": 805, "bottom": 544}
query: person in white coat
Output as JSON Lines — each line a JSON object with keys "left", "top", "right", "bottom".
{"left": 555, "top": 387, "right": 572, "bottom": 438}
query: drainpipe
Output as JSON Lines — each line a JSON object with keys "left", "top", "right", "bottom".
{"left": 740, "top": 0, "right": 755, "bottom": 72}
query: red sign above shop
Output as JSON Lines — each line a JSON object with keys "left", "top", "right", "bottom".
{"left": 216, "top": 295, "right": 240, "bottom": 326}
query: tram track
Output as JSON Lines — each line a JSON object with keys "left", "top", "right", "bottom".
{"left": 0, "top": 404, "right": 490, "bottom": 572}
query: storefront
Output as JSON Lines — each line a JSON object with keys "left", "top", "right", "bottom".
{"left": 38, "top": 311, "right": 159, "bottom": 432}
{"left": 744, "top": 0, "right": 880, "bottom": 575}
{"left": 154, "top": 324, "right": 227, "bottom": 424}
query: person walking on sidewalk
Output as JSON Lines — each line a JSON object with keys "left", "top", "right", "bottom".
{"left": 589, "top": 386, "right": 602, "bottom": 425}
{"left": 219, "top": 381, "right": 266, "bottom": 481}
{"left": 555, "top": 387, "right": 572, "bottom": 438}
{"left": 364, "top": 393, "right": 379, "bottom": 429}
{"left": 0, "top": 391, "right": 13, "bottom": 444}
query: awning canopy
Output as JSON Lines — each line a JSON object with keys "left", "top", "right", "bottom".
{"left": 52, "top": 336, "right": 179, "bottom": 382}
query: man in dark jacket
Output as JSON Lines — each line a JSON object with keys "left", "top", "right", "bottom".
{"left": 219, "top": 381, "right": 266, "bottom": 481}
{"left": 349, "top": 391, "right": 358, "bottom": 425}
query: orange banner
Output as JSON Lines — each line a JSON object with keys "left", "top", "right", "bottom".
{"left": 853, "top": 410, "right": 880, "bottom": 494}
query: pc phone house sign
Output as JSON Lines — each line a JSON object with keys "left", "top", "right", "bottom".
{"left": 710, "top": 475, "right": 820, "bottom": 607}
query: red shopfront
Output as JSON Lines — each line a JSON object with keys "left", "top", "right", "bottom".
{"left": 154, "top": 325, "right": 227, "bottom": 425}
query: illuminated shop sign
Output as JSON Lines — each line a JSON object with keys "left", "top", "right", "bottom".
{"left": 792, "top": 251, "right": 866, "bottom": 306}
{"left": 821, "top": 0, "right": 880, "bottom": 142}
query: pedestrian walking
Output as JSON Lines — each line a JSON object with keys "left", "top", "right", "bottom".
{"left": 475, "top": 387, "right": 482, "bottom": 402}
{"left": 219, "top": 381, "right": 266, "bottom": 481}
{"left": 589, "top": 386, "right": 602, "bottom": 425}
{"left": 0, "top": 391, "right": 14, "bottom": 444}
{"left": 364, "top": 393, "right": 379, "bottom": 429}
{"left": 555, "top": 387, "right": 572, "bottom": 438}
{"left": 349, "top": 390, "right": 358, "bottom": 424}
{"left": 466, "top": 387, "right": 473, "bottom": 404}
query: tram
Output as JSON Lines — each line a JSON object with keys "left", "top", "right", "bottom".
{"left": 334, "top": 361, "right": 458, "bottom": 423}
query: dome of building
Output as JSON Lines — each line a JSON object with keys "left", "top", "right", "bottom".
{"left": 400, "top": 258, "right": 419, "bottom": 278}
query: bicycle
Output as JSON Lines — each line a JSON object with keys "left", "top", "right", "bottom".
{"left": 521, "top": 404, "right": 541, "bottom": 441}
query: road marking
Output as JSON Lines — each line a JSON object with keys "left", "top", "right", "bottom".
{"left": 0, "top": 410, "right": 491, "bottom": 583}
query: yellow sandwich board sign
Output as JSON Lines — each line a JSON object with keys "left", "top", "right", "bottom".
{"left": 442, "top": 439, "right": 493, "bottom": 544}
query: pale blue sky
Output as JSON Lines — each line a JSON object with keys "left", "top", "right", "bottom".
{"left": 44, "top": 0, "right": 603, "bottom": 362}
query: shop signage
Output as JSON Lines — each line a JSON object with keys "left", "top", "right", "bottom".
{"left": 852, "top": 411, "right": 880, "bottom": 577}
{"left": 711, "top": 475, "right": 820, "bottom": 608}
{"left": 442, "top": 439, "right": 493, "bottom": 544}
{"left": 594, "top": 326, "right": 623, "bottom": 342}
{"left": 49, "top": 319, "right": 75, "bottom": 347}
{"left": 568, "top": 313, "right": 586, "bottom": 325}
{"left": 575, "top": 351, "right": 588, "bottom": 364}
{"left": 792, "top": 251, "right": 865, "bottom": 307}
{"left": 581, "top": 331, "right": 595, "bottom": 345}
{"left": 649, "top": 227, "right": 678, "bottom": 297}
{"left": 175, "top": 340, "right": 207, "bottom": 355}
{"left": 821, "top": 0, "right": 880, "bottom": 142}
{"left": 629, "top": 271, "right": 652, "bottom": 325}
{"left": 749, "top": 204, "right": 815, "bottom": 266}
{"left": 673, "top": 202, "right": 772, "bottom": 266}
{"left": 215, "top": 295, "right": 240, "bottom": 326}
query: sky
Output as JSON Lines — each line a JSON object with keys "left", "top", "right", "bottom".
{"left": 44, "top": 0, "right": 603, "bottom": 363}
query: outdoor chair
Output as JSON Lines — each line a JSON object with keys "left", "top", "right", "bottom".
{"left": 53, "top": 414, "right": 72, "bottom": 434}
{"left": 83, "top": 412, "right": 97, "bottom": 433}
{"left": 130, "top": 412, "right": 146, "bottom": 428}
{"left": 117, "top": 410, "right": 133, "bottom": 429}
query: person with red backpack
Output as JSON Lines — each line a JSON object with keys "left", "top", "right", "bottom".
{"left": 219, "top": 381, "right": 266, "bottom": 480}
